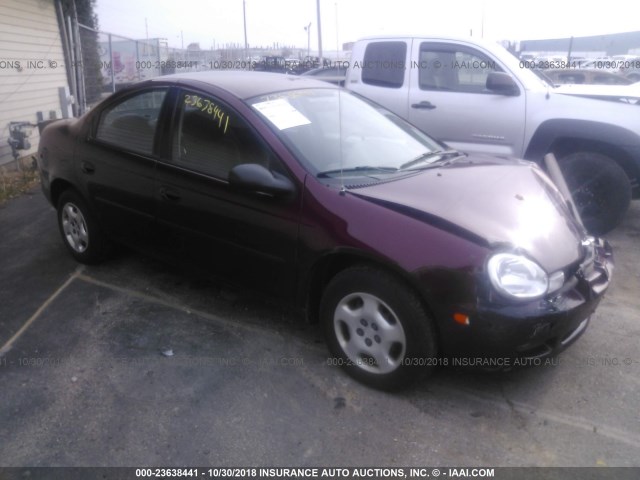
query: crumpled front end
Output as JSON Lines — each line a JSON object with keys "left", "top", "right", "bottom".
{"left": 438, "top": 235, "right": 613, "bottom": 361}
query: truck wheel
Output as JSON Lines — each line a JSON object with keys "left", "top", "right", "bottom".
{"left": 320, "top": 265, "right": 438, "bottom": 391}
{"left": 558, "top": 152, "right": 631, "bottom": 235}
{"left": 57, "top": 190, "right": 110, "bottom": 264}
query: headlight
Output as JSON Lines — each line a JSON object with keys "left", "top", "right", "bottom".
{"left": 487, "top": 253, "right": 548, "bottom": 300}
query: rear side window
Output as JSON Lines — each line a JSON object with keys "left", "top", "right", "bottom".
{"left": 96, "top": 89, "right": 168, "bottom": 155}
{"left": 361, "top": 41, "right": 407, "bottom": 88}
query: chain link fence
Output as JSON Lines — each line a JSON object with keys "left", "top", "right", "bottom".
{"left": 78, "top": 25, "right": 203, "bottom": 104}
{"left": 76, "top": 24, "right": 308, "bottom": 112}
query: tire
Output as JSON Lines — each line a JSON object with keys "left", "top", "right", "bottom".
{"left": 320, "top": 265, "right": 438, "bottom": 391}
{"left": 57, "top": 190, "right": 110, "bottom": 264}
{"left": 558, "top": 152, "right": 631, "bottom": 235}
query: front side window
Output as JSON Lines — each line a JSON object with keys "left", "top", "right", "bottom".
{"left": 95, "top": 89, "right": 168, "bottom": 155}
{"left": 419, "top": 44, "right": 503, "bottom": 93}
{"left": 172, "top": 91, "right": 275, "bottom": 179}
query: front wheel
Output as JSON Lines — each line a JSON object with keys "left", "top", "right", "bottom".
{"left": 57, "top": 190, "right": 110, "bottom": 264}
{"left": 320, "top": 266, "right": 438, "bottom": 391}
{"left": 558, "top": 152, "right": 631, "bottom": 235}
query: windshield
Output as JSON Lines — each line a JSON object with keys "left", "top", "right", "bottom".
{"left": 248, "top": 89, "right": 443, "bottom": 176}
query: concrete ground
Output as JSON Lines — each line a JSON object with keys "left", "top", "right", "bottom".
{"left": 0, "top": 186, "right": 639, "bottom": 467}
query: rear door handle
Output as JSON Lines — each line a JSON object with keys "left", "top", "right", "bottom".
{"left": 81, "top": 161, "right": 95, "bottom": 174}
{"left": 159, "top": 187, "right": 181, "bottom": 202}
{"left": 411, "top": 101, "right": 437, "bottom": 110}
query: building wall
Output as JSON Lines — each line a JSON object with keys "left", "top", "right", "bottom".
{"left": 520, "top": 31, "right": 640, "bottom": 57}
{"left": 0, "top": 0, "right": 70, "bottom": 167}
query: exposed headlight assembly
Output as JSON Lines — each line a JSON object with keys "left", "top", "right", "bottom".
{"left": 487, "top": 253, "right": 550, "bottom": 300}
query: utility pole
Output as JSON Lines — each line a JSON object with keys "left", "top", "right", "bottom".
{"left": 316, "top": 0, "right": 323, "bottom": 63}
{"left": 305, "top": 22, "right": 311, "bottom": 58}
{"left": 243, "top": 0, "right": 249, "bottom": 60}
{"left": 335, "top": 2, "right": 339, "bottom": 58}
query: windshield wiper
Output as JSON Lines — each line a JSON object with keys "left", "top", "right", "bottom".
{"left": 317, "top": 166, "right": 399, "bottom": 178}
{"left": 399, "top": 149, "right": 461, "bottom": 170}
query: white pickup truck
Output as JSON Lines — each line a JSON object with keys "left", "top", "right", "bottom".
{"left": 345, "top": 36, "right": 640, "bottom": 234}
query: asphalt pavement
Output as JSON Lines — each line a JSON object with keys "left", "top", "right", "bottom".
{"left": 0, "top": 186, "right": 639, "bottom": 467}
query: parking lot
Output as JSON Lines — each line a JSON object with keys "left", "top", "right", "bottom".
{"left": 0, "top": 186, "right": 639, "bottom": 467}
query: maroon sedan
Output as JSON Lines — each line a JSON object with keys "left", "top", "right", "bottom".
{"left": 37, "top": 72, "right": 613, "bottom": 390}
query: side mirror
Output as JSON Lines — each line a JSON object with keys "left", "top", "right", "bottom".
{"left": 486, "top": 72, "right": 520, "bottom": 96}
{"left": 229, "top": 163, "right": 295, "bottom": 198}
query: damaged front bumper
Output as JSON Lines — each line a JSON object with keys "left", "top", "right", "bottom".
{"left": 441, "top": 236, "right": 614, "bottom": 361}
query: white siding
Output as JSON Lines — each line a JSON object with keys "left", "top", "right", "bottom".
{"left": 0, "top": 0, "right": 70, "bottom": 166}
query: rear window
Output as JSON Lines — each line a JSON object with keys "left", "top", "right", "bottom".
{"left": 361, "top": 41, "right": 407, "bottom": 88}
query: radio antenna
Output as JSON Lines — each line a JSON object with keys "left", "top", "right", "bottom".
{"left": 338, "top": 89, "right": 345, "bottom": 195}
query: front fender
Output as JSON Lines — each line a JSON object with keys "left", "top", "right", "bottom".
{"left": 524, "top": 119, "right": 640, "bottom": 162}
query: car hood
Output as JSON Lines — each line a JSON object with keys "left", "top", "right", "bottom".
{"left": 348, "top": 155, "right": 585, "bottom": 272}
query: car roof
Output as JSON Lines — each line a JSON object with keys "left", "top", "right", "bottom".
{"left": 546, "top": 68, "right": 621, "bottom": 75}
{"left": 543, "top": 69, "right": 632, "bottom": 84}
{"left": 302, "top": 66, "right": 347, "bottom": 75}
{"left": 356, "top": 34, "right": 502, "bottom": 48}
{"left": 149, "top": 71, "right": 335, "bottom": 100}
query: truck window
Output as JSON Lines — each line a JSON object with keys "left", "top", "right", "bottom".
{"left": 418, "top": 43, "right": 502, "bottom": 93}
{"left": 361, "top": 41, "right": 407, "bottom": 88}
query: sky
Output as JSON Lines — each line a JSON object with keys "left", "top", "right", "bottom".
{"left": 95, "top": 0, "right": 640, "bottom": 53}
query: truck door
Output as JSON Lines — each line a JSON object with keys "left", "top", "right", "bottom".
{"left": 408, "top": 42, "right": 526, "bottom": 157}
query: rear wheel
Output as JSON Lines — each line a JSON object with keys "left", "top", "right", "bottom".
{"left": 320, "top": 265, "right": 438, "bottom": 391}
{"left": 558, "top": 152, "right": 631, "bottom": 235}
{"left": 57, "top": 190, "right": 110, "bottom": 264}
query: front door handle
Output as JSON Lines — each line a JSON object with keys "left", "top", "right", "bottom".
{"left": 411, "top": 101, "right": 437, "bottom": 110}
{"left": 81, "top": 161, "right": 95, "bottom": 174}
{"left": 159, "top": 187, "right": 181, "bottom": 202}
